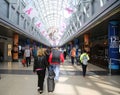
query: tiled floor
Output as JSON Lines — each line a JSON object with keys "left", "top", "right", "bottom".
{"left": 0, "top": 58, "right": 120, "bottom": 95}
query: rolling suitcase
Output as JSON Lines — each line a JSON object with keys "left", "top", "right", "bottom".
{"left": 47, "top": 70, "right": 55, "bottom": 92}
{"left": 47, "top": 77, "right": 55, "bottom": 92}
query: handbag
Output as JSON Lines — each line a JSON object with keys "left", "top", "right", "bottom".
{"left": 21, "top": 59, "right": 26, "bottom": 67}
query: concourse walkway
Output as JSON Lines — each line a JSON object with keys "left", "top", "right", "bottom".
{"left": 0, "top": 57, "right": 120, "bottom": 95}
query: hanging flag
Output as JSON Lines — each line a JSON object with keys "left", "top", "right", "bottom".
{"left": 41, "top": 29, "right": 47, "bottom": 37}
{"left": 65, "top": 7, "right": 74, "bottom": 14}
{"left": 64, "top": 3, "right": 76, "bottom": 18}
{"left": 23, "top": 4, "right": 37, "bottom": 19}
{"left": 41, "top": 30, "right": 45, "bottom": 35}
{"left": 64, "top": 7, "right": 73, "bottom": 18}
{"left": 35, "top": 21, "right": 42, "bottom": 28}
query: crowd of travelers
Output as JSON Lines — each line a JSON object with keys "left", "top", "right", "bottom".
{"left": 16, "top": 45, "right": 90, "bottom": 94}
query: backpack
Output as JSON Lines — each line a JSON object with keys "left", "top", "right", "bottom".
{"left": 82, "top": 55, "right": 88, "bottom": 65}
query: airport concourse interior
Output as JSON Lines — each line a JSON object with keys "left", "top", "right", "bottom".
{"left": 0, "top": 0, "right": 120, "bottom": 95}
{"left": 0, "top": 59, "right": 120, "bottom": 95}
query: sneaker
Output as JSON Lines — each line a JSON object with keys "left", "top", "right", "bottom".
{"left": 48, "top": 92, "right": 53, "bottom": 95}
{"left": 39, "top": 90, "right": 43, "bottom": 94}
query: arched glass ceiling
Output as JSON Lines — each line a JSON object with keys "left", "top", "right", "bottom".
{"left": 22, "top": 0, "right": 79, "bottom": 46}
{"left": 21, "top": 0, "right": 118, "bottom": 46}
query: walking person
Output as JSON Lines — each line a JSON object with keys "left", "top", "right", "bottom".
{"left": 63, "top": 49, "right": 67, "bottom": 60}
{"left": 80, "top": 50, "right": 90, "bottom": 77}
{"left": 24, "top": 45, "right": 32, "bottom": 67}
{"left": 32, "top": 45, "right": 38, "bottom": 58}
{"left": 49, "top": 47, "right": 64, "bottom": 81}
{"left": 70, "top": 47, "right": 76, "bottom": 65}
{"left": 47, "top": 47, "right": 64, "bottom": 93}
{"left": 75, "top": 48, "right": 79, "bottom": 65}
{"left": 33, "top": 48, "right": 48, "bottom": 94}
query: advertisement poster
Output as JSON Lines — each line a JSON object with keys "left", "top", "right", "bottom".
{"left": 108, "top": 21, "right": 119, "bottom": 70}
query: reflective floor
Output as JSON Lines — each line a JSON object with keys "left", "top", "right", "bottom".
{"left": 0, "top": 58, "right": 120, "bottom": 95}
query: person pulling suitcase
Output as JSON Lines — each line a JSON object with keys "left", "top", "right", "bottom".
{"left": 48, "top": 47, "right": 64, "bottom": 92}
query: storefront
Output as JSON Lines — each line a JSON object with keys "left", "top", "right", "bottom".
{"left": 0, "top": 36, "right": 12, "bottom": 62}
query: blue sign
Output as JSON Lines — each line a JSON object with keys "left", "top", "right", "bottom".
{"left": 108, "top": 21, "right": 119, "bottom": 70}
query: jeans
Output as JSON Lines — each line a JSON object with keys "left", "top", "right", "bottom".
{"left": 49, "top": 64, "right": 60, "bottom": 81}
